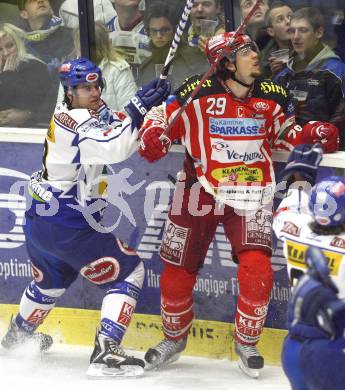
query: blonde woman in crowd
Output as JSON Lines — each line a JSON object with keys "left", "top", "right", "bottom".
{"left": 0, "top": 23, "right": 53, "bottom": 127}
{"left": 66, "top": 22, "right": 137, "bottom": 112}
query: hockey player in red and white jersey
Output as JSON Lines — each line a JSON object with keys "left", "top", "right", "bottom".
{"left": 137, "top": 32, "right": 339, "bottom": 378}
{"left": 0, "top": 57, "right": 170, "bottom": 378}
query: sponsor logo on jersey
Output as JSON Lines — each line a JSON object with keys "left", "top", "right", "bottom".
{"left": 330, "top": 236, "right": 345, "bottom": 249}
{"left": 253, "top": 101, "right": 270, "bottom": 111}
{"left": 179, "top": 78, "right": 212, "bottom": 98}
{"left": 211, "top": 165, "right": 263, "bottom": 183}
{"left": 211, "top": 139, "right": 264, "bottom": 163}
{"left": 86, "top": 72, "right": 99, "bottom": 82}
{"left": 260, "top": 81, "right": 287, "bottom": 97}
{"left": 55, "top": 112, "right": 78, "bottom": 131}
{"left": 281, "top": 221, "right": 301, "bottom": 237}
{"left": 80, "top": 257, "right": 120, "bottom": 284}
{"left": 209, "top": 117, "right": 265, "bottom": 137}
{"left": 285, "top": 240, "right": 342, "bottom": 276}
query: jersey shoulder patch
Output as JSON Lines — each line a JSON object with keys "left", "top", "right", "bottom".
{"left": 174, "top": 74, "right": 223, "bottom": 104}
{"left": 254, "top": 78, "right": 292, "bottom": 114}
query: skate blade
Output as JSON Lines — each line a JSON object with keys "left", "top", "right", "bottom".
{"left": 145, "top": 353, "right": 181, "bottom": 371}
{"left": 87, "top": 363, "right": 144, "bottom": 378}
{"left": 237, "top": 359, "right": 260, "bottom": 379}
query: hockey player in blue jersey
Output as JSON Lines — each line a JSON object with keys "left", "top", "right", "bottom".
{"left": 0, "top": 57, "right": 170, "bottom": 377}
{"left": 273, "top": 144, "right": 345, "bottom": 389}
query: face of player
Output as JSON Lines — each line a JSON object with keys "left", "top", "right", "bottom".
{"left": 289, "top": 18, "right": 324, "bottom": 54}
{"left": 191, "top": 0, "right": 219, "bottom": 28}
{"left": 67, "top": 82, "right": 102, "bottom": 111}
{"left": 267, "top": 6, "right": 293, "bottom": 43}
{"left": 240, "top": 0, "right": 269, "bottom": 25}
{"left": 228, "top": 45, "right": 261, "bottom": 82}
{"left": 0, "top": 35, "right": 18, "bottom": 61}
{"left": 20, "top": 0, "right": 52, "bottom": 21}
{"left": 148, "top": 17, "right": 174, "bottom": 48}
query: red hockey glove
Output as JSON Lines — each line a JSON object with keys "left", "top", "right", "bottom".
{"left": 139, "top": 121, "right": 171, "bottom": 162}
{"left": 301, "top": 121, "right": 340, "bottom": 153}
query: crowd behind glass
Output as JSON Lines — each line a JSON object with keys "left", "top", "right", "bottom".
{"left": 0, "top": 0, "right": 344, "bottom": 149}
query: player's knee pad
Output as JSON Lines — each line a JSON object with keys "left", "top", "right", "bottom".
{"left": 17, "top": 281, "right": 65, "bottom": 332}
{"left": 237, "top": 250, "right": 273, "bottom": 301}
{"left": 100, "top": 262, "right": 144, "bottom": 343}
{"left": 160, "top": 264, "right": 196, "bottom": 339}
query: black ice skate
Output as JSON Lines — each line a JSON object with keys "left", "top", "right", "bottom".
{"left": 144, "top": 337, "right": 187, "bottom": 370}
{"left": 1, "top": 316, "right": 53, "bottom": 352}
{"left": 87, "top": 330, "right": 145, "bottom": 377}
{"left": 235, "top": 342, "right": 264, "bottom": 379}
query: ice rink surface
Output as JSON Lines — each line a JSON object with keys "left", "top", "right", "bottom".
{"left": 0, "top": 343, "right": 291, "bottom": 390}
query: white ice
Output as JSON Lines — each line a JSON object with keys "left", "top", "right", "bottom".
{"left": 0, "top": 343, "right": 291, "bottom": 390}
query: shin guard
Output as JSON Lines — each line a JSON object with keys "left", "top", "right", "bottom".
{"left": 100, "top": 262, "right": 144, "bottom": 343}
{"left": 234, "top": 250, "right": 273, "bottom": 345}
{"left": 160, "top": 264, "right": 196, "bottom": 340}
{"left": 17, "top": 281, "right": 65, "bottom": 332}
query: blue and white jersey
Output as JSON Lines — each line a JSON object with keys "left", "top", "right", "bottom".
{"left": 105, "top": 15, "right": 151, "bottom": 64}
{"left": 28, "top": 101, "right": 139, "bottom": 228}
{"left": 273, "top": 188, "right": 345, "bottom": 297}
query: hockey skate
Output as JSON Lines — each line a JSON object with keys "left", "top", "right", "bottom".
{"left": 235, "top": 342, "right": 264, "bottom": 379}
{"left": 144, "top": 337, "right": 187, "bottom": 370}
{"left": 87, "top": 331, "right": 145, "bottom": 378}
{"left": 1, "top": 316, "right": 53, "bottom": 352}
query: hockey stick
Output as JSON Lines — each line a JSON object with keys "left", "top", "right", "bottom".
{"left": 159, "top": 0, "right": 196, "bottom": 79}
{"left": 159, "top": 0, "right": 264, "bottom": 139}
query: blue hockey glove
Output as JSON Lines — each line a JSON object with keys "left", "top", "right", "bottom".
{"left": 280, "top": 144, "right": 323, "bottom": 187}
{"left": 125, "top": 78, "right": 171, "bottom": 129}
{"left": 288, "top": 246, "right": 345, "bottom": 340}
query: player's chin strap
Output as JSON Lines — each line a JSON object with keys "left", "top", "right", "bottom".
{"left": 233, "top": 74, "right": 253, "bottom": 88}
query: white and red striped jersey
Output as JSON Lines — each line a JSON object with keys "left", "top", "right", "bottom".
{"left": 165, "top": 75, "right": 302, "bottom": 211}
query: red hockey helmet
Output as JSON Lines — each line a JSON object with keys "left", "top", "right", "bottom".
{"left": 205, "top": 32, "right": 256, "bottom": 65}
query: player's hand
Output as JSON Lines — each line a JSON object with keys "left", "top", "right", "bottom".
{"left": 138, "top": 121, "right": 171, "bottom": 163}
{"left": 301, "top": 121, "right": 340, "bottom": 153}
{"left": 125, "top": 78, "right": 171, "bottom": 129}
{"left": 280, "top": 143, "right": 323, "bottom": 186}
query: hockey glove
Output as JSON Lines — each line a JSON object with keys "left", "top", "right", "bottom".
{"left": 301, "top": 121, "right": 340, "bottom": 153}
{"left": 280, "top": 143, "right": 323, "bottom": 186}
{"left": 125, "top": 78, "right": 171, "bottom": 129}
{"left": 288, "top": 246, "right": 345, "bottom": 340}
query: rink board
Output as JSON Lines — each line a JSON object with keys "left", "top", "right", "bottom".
{"left": 0, "top": 303, "right": 287, "bottom": 365}
{"left": 0, "top": 136, "right": 341, "bottom": 366}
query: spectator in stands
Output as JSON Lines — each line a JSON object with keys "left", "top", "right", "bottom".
{"left": 59, "top": 0, "right": 116, "bottom": 29}
{"left": 260, "top": 1, "right": 293, "bottom": 78}
{"left": 240, "top": 0, "right": 270, "bottom": 49}
{"left": 0, "top": 23, "right": 53, "bottom": 127}
{"left": 274, "top": 7, "right": 345, "bottom": 150}
{"left": 188, "top": 0, "right": 225, "bottom": 53}
{"left": 17, "top": 0, "right": 74, "bottom": 71}
{"left": 72, "top": 22, "right": 137, "bottom": 112}
{"left": 138, "top": 3, "right": 207, "bottom": 90}
{"left": 106, "top": 0, "right": 151, "bottom": 67}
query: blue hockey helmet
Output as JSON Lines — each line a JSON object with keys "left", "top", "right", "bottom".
{"left": 309, "top": 176, "right": 345, "bottom": 227}
{"left": 58, "top": 57, "right": 103, "bottom": 88}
